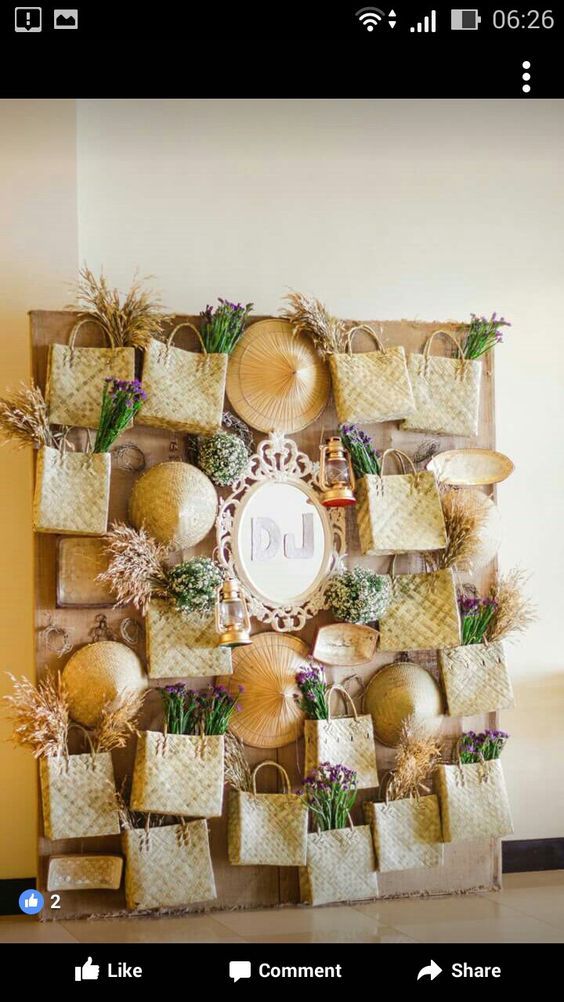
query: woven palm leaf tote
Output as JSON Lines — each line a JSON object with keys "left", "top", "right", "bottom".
{"left": 40, "top": 752, "right": 120, "bottom": 840}
{"left": 304, "top": 685, "right": 379, "bottom": 790}
{"left": 378, "top": 558, "right": 461, "bottom": 652}
{"left": 139, "top": 322, "right": 227, "bottom": 434}
{"left": 123, "top": 819, "right": 216, "bottom": 911}
{"left": 436, "top": 759, "right": 513, "bottom": 842}
{"left": 130, "top": 731, "right": 224, "bottom": 818}
{"left": 364, "top": 794, "right": 443, "bottom": 872}
{"left": 228, "top": 761, "right": 308, "bottom": 866}
{"left": 330, "top": 325, "right": 415, "bottom": 424}
{"left": 355, "top": 448, "right": 447, "bottom": 556}
{"left": 33, "top": 446, "right": 111, "bottom": 535}
{"left": 401, "top": 330, "right": 481, "bottom": 437}
{"left": 46, "top": 318, "right": 135, "bottom": 429}
{"left": 439, "top": 641, "right": 514, "bottom": 716}
{"left": 300, "top": 818, "right": 378, "bottom": 906}
{"left": 145, "top": 598, "right": 232, "bottom": 678}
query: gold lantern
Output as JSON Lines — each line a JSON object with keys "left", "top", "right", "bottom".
{"left": 215, "top": 578, "right": 252, "bottom": 648}
{"left": 319, "top": 436, "right": 356, "bottom": 507}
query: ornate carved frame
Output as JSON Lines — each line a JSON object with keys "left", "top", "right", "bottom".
{"left": 216, "top": 433, "right": 346, "bottom": 632}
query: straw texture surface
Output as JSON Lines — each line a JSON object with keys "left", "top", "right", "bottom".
{"left": 300, "top": 826, "right": 378, "bottom": 906}
{"left": 218, "top": 633, "right": 307, "bottom": 748}
{"left": 226, "top": 319, "right": 330, "bottom": 433}
{"left": 402, "top": 346, "right": 481, "bottom": 437}
{"left": 378, "top": 568, "right": 461, "bottom": 652}
{"left": 330, "top": 341, "right": 415, "bottom": 424}
{"left": 33, "top": 447, "right": 110, "bottom": 536}
{"left": 123, "top": 820, "right": 216, "bottom": 911}
{"left": 47, "top": 855, "right": 123, "bottom": 891}
{"left": 130, "top": 731, "right": 224, "bottom": 818}
{"left": 146, "top": 599, "right": 232, "bottom": 678}
{"left": 63, "top": 641, "right": 147, "bottom": 727}
{"left": 139, "top": 336, "right": 227, "bottom": 434}
{"left": 228, "top": 762, "right": 308, "bottom": 866}
{"left": 129, "top": 461, "right": 217, "bottom": 549}
{"left": 427, "top": 448, "right": 514, "bottom": 486}
{"left": 303, "top": 687, "right": 378, "bottom": 789}
{"left": 439, "top": 641, "right": 513, "bottom": 717}
{"left": 436, "top": 760, "right": 513, "bottom": 842}
{"left": 40, "top": 753, "right": 120, "bottom": 841}
{"left": 46, "top": 344, "right": 135, "bottom": 428}
{"left": 364, "top": 661, "right": 444, "bottom": 747}
{"left": 356, "top": 469, "right": 447, "bottom": 556}
{"left": 365, "top": 796, "right": 443, "bottom": 872}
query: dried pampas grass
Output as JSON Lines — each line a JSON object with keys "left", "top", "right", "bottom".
{"left": 0, "top": 382, "right": 66, "bottom": 452}
{"left": 91, "top": 690, "right": 146, "bottom": 754}
{"left": 224, "top": 732, "right": 252, "bottom": 792}
{"left": 115, "top": 784, "right": 167, "bottom": 831}
{"left": 3, "top": 671, "right": 69, "bottom": 758}
{"left": 386, "top": 718, "right": 442, "bottom": 802}
{"left": 487, "top": 568, "right": 537, "bottom": 642}
{"left": 70, "top": 266, "right": 168, "bottom": 349}
{"left": 427, "top": 487, "right": 488, "bottom": 572}
{"left": 99, "top": 522, "right": 169, "bottom": 613}
{"left": 281, "top": 291, "right": 349, "bottom": 356}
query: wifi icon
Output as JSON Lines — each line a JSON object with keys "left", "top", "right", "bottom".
{"left": 356, "top": 7, "right": 396, "bottom": 31}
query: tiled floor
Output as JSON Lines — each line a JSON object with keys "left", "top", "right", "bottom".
{"left": 1, "top": 871, "right": 562, "bottom": 943}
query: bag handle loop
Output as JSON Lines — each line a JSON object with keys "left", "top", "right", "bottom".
{"left": 327, "top": 683, "right": 359, "bottom": 721}
{"left": 165, "top": 321, "right": 207, "bottom": 355}
{"left": 379, "top": 448, "right": 418, "bottom": 478}
{"left": 423, "top": 329, "right": 464, "bottom": 360}
{"left": 251, "top": 759, "right": 292, "bottom": 794}
{"left": 344, "top": 323, "right": 385, "bottom": 355}
{"left": 68, "top": 317, "right": 114, "bottom": 350}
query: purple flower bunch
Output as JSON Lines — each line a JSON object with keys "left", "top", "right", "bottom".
{"left": 300, "top": 762, "right": 358, "bottom": 832}
{"left": 459, "top": 593, "right": 498, "bottom": 645}
{"left": 200, "top": 298, "right": 254, "bottom": 354}
{"left": 338, "top": 423, "right": 381, "bottom": 478}
{"left": 94, "top": 377, "right": 146, "bottom": 453}
{"left": 295, "top": 657, "right": 329, "bottom": 720}
{"left": 461, "top": 312, "right": 511, "bottom": 360}
{"left": 159, "top": 683, "right": 243, "bottom": 735}
{"left": 459, "top": 729, "right": 509, "bottom": 764}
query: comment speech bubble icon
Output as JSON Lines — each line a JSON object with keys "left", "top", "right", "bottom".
{"left": 229, "top": 960, "right": 252, "bottom": 983}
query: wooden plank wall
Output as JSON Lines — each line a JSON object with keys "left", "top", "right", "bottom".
{"left": 31, "top": 311, "right": 500, "bottom": 920}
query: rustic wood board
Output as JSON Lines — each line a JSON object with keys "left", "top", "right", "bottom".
{"left": 31, "top": 311, "right": 501, "bottom": 921}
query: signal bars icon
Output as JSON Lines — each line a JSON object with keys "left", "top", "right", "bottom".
{"left": 356, "top": 8, "right": 397, "bottom": 32}
{"left": 410, "top": 9, "right": 437, "bottom": 31}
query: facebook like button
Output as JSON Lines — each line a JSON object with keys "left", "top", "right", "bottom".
{"left": 19, "top": 889, "right": 44, "bottom": 915}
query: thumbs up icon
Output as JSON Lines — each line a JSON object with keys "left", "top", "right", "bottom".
{"left": 75, "top": 957, "right": 100, "bottom": 981}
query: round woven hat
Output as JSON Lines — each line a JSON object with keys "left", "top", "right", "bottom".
{"left": 217, "top": 632, "right": 308, "bottom": 748}
{"left": 129, "top": 462, "right": 217, "bottom": 549}
{"left": 364, "top": 661, "right": 444, "bottom": 748}
{"left": 226, "top": 319, "right": 330, "bottom": 433}
{"left": 465, "top": 489, "right": 502, "bottom": 571}
{"left": 62, "top": 641, "right": 147, "bottom": 727}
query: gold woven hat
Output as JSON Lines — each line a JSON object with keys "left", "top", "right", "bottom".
{"left": 129, "top": 462, "right": 217, "bottom": 549}
{"left": 364, "top": 661, "right": 444, "bottom": 748}
{"left": 217, "top": 632, "right": 308, "bottom": 748}
{"left": 62, "top": 641, "right": 147, "bottom": 727}
{"left": 226, "top": 319, "right": 330, "bottom": 433}
{"left": 465, "top": 489, "right": 502, "bottom": 571}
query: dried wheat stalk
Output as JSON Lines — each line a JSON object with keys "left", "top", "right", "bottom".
{"left": 386, "top": 718, "right": 442, "bottom": 802}
{"left": 0, "top": 382, "right": 66, "bottom": 451}
{"left": 69, "top": 265, "right": 168, "bottom": 349}
{"left": 281, "top": 290, "right": 349, "bottom": 355}
{"left": 99, "top": 522, "right": 169, "bottom": 613}
{"left": 3, "top": 671, "right": 69, "bottom": 758}
{"left": 487, "top": 568, "right": 537, "bottom": 642}
{"left": 91, "top": 690, "right": 147, "bottom": 754}
{"left": 224, "top": 732, "right": 253, "bottom": 792}
{"left": 427, "top": 487, "right": 488, "bottom": 572}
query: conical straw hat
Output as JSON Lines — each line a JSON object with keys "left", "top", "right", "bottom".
{"left": 364, "top": 661, "right": 444, "bottom": 748}
{"left": 226, "top": 319, "right": 330, "bottom": 433}
{"left": 62, "top": 641, "right": 147, "bottom": 727}
{"left": 465, "top": 489, "right": 502, "bottom": 571}
{"left": 129, "top": 462, "right": 217, "bottom": 549}
{"left": 217, "top": 632, "right": 308, "bottom": 748}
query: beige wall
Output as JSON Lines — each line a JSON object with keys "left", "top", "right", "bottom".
{"left": 1, "top": 99, "right": 563, "bottom": 876}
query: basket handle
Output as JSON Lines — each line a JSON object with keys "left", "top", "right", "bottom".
{"left": 251, "top": 760, "right": 292, "bottom": 794}
{"left": 423, "top": 329, "right": 464, "bottom": 360}
{"left": 165, "top": 321, "right": 207, "bottom": 355}
{"left": 68, "top": 317, "right": 114, "bottom": 349}
{"left": 345, "top": 323, "right": 384, "bottom": 355}
{"left": 327, "top": 683, "right": 359, "bottom": 721}
{"left": 379, "top": 448, "right": 418, "bottom": 478}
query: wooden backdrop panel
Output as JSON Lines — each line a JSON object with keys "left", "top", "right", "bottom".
{"left": 31, "top": 311, "right": 500, "bottom": 920}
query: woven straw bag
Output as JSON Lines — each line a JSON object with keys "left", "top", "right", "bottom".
{"left": 329, "top": 325, "right": 415, "bottom": 424}
{"left": 378, "top": 560, "right": 461, "bottom": 652}
{"left": 46, "top": 319, "right": 135, "bottom": 428}
{"left": 436, "top": 759, "right": 513, "bottom": 842}
{"left": 356, "top": 449, "right": 447, "bottom": 556}
{"left": 364, "top": 794, "right": 443, "bottom": 872}
{"left": 304, "top": 685, "right": 379, "bottom": 790}
{"left": 40, "top": 753, "right": 120, "bottom": 840}
{"left": 299, "top": 821, "right": 378, "bottom": 905}
{"left": 439, "top": 641, "right": 513, "bottom": 717}
{"left": 47, "top": 855, "right": 123, "bottom": 891}
{"left": 145, "top": 598, "right": 232, "bottom": 678}
{"left": 139, "top": 323, "right": 227, "bottom": 434}
{"left": 130, "top": 731, "right": 224, "bottom": 818}
{"left": 228, "top": 761, "right": 308, "bottom": 866}
{"left": 401, "top": 330, "right": 481, "bottom": 437}
{"left": 123, "top": 820, "right": 216, "bottom": 911}
{"left": 33, "top": 446, "right": 110, "bottom": 535}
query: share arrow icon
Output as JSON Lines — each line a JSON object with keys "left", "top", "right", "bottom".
{"left": 417, "top": 960, "right": 442, "bottom": 981}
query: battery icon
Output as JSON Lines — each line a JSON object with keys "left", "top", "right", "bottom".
{"left": 451, "top": 9, "right": 481, "bottom": 29}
